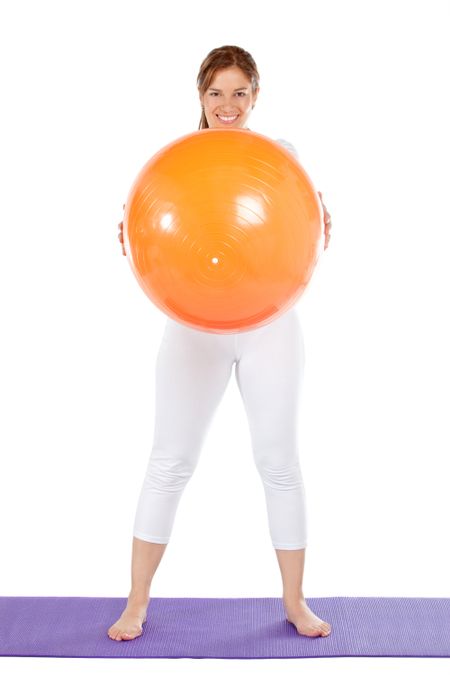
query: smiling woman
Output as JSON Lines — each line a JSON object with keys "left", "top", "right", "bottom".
{"left": 109, "top": 44, "right": 332, "bottom": 643}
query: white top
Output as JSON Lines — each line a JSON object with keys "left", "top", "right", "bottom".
{"left": 274, "top": 137, "right": 299, "bottom": 160}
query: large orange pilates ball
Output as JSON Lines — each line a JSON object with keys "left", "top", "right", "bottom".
{"left": 123, "top": 128, "right": 323, "bottom": 334}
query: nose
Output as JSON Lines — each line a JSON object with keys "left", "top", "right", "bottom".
{"left": 218, "top": 96, "right": 239, "bottom": 110}
{"left": 219, "top": 102, "right": 239, "bottom": 112}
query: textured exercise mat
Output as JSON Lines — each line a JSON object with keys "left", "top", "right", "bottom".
{"left": 0, "top": 596, "right": 449, "bottom": 659}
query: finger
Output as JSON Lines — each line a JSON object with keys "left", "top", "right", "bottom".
{"left": 318, "top": 192, "right": 330, "bottom": 218}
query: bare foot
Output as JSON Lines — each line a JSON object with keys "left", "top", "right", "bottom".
{"left": 107, "top": 600, "right": 148, "bottom": 641}
{"left": 283, "top": 597, "right": 332, "bottom": 638}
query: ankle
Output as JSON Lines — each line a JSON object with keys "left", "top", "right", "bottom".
{"left": 283, "top": 592, "right": 305, "bottom": 605}
{"left": 128, "top": 589, "right": 150, "bottom": 606}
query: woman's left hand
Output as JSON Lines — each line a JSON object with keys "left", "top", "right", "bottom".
{"left": 318, "top": 191, "right": 332, "bottom": 250}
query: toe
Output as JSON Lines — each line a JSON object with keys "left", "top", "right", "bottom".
{"left": 310, "top": 628, "right": 323, "bottom": 637}
{"left": 311, "top": 622, "right": 328, "bottom": 637}
{"left": 299, "top": 625, "right": 322, "bottom": 637}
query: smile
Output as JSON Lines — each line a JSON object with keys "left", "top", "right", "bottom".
{"left": 216, "top": 114, "right": 239, "bottom": 123}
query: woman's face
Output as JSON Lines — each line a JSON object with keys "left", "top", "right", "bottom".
{"left": 199, "top": 66, "right": 259, "bottom": 129}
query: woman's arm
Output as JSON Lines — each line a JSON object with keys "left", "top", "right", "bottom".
{"left": 275, "top": 139, "right": 332, "bottom": 251}
{"left": 318, "top": 191, "right": 332, "bottom": 250}
{"left": 118, "top": 203, "right": 126, "bottom": 256}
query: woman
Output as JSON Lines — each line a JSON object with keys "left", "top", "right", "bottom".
{"left": 108, "top": 45, "right": 332, "bottom": 642}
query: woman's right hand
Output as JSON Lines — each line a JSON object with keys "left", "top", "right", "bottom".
{"left": 118, "top": 203, "right": 126, "bottom": 256}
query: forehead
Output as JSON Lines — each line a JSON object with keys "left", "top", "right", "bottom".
{"left": 209, "top": 66, "right": 251, "bottom": 90}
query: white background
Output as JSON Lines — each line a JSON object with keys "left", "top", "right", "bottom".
{"left": 0, "top": 0, "right": 449, "bottom": 673}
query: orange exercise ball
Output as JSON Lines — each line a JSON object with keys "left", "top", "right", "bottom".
{"left": 123, "top": 128, "right": 323, "bottom": 334}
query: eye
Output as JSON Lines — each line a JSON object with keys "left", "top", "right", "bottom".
{"left": 209, "top": 92, "right": 219, "bottom": 96}
{"left": 236, "top": 92, "right": 246, "bottom": 96}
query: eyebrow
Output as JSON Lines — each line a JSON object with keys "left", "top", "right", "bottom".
{"left": 208, "top": 87, "right": 248, "bottom": 92}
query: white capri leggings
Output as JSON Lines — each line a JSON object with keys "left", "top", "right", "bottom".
{"left": 132, "top": 304, "right": 308, "bottom": 550}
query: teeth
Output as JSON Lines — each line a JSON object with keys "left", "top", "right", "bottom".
{"left": 218, "top": 114, "right": 238, "bottom": 121}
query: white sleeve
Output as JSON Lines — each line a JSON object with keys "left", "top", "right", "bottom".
{"left": 274, "top": 137, "right": 299, "bottom": 161}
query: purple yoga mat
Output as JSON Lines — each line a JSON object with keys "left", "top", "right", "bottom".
{"left": 0, "top": 596, "right": 449, "bottom": 659}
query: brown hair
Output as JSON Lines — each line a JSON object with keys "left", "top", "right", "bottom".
{"left": 196, "top": 45, "right": 260, "bottom": 130}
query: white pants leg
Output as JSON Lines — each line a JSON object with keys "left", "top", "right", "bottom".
{"left": 234, "top": 307, "right": 307, "bottom": 549}
{"left": 132, "top": 305, "right": 307, "bottom": 550}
